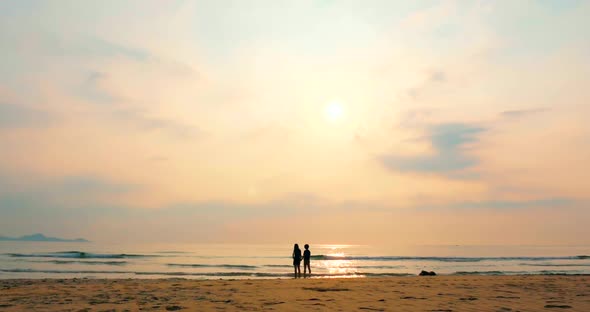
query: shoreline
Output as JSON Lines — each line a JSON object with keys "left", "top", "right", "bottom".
{"left": 2, "top": 271, "right": 590, "bottom": 280}
{"left": 2, "top": 275, "right": 589, "bottom": 311}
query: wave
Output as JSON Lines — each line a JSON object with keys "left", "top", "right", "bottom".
{"left": 1, "top": 268, "right": 129, "bottom": 274}
{"left": 261, "top": 264, "right": 405, "bottom": 269}
{"left": 157, "top": 251, "right": 190, "bottom": 254}
{"left": 455, "top": 270, "right": 511, "bottom": 275}
{"left": 520, "top": 263, "right": 590, "bottom": 267}
{"left": 167, "top": 264, "right": 257, "bottom": 270}
{"left": 455, "top": 270, "right": 590, "bottom": 276}
{"left": 20, "top": 252, "right": 582, "bottom": 262}
{"left": 3, "top": 268, "right": 587, "bottom": 278}
{"left": 310, "top": 255, "right": 590, "bottom": 262}
{"left": 0, "top": 268, "right": 408, "bottom": 278}
{"left": 7, "top": 251, "right": 153, "bottom": 259}
{"left": 29, "top": 260, "right": 127, "bottom": 265}
{"left": 356, "top": 265, "right": 406, "bottom": 269}
{"left": 137, "top": 271, "right": 372, "bottom": 278}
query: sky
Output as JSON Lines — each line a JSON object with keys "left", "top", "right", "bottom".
{"left": 0, "top": 0, "right": 589, "bottom": 245}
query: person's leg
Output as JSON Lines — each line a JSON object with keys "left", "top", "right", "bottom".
{"left": 294, "top": 265, "right": 297, "bottom": 277}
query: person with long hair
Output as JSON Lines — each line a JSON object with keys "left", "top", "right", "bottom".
{"left": 292, "top": 243, "right": 302, "bottom": 277}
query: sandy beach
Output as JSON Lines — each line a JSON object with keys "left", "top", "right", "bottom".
{"left": 1, "top": 275, "right": 589, "bottom": 311}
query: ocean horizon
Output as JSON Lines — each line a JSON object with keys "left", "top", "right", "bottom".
{"left": 1, "top": 242, "right": 589, "bottom": 279}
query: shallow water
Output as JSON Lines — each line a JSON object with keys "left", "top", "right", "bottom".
{"left": 1, "top": 242, "right": 589, "bottom": 279}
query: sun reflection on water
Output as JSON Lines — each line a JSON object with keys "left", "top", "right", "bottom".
{"left": 318, "top": 250, "right": 359, "bottom": 276}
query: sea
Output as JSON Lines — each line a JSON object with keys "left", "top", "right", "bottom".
{"left": 1, "top": 242, "right": 589, "bottom": 279}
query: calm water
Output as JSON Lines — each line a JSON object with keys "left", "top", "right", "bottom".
{"left": 1, "top": 242, "right": 589, "bottom": 279}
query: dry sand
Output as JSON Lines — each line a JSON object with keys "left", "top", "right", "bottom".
{"left": 1, "top": 275, "right": 589, "bottom": 311}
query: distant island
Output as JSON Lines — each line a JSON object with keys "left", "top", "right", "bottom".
{"left": 0, "top": 233, "right": 89, "bottom": 243}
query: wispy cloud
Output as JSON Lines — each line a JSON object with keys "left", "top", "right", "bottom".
{"left": 75, "top": 36, "right": 151, "bottom": 62}
{"left": 0, "top": 174, "right": 138, "bottom": 216}
{"left": 111, "top": 109, "right": 202, "bottom": 140}
{"left": 380, "top": 123, "right": 485, "bottom": 174}
{"left": 440, "top": 198, "right": 572, "bottom": 210}
{"left": 407, "top": 69, "right": 447, "bottom": 99}
{"left": 500, "top": 108, "right": 549, "bottom": 118}
{"left": 0, "top": 1, "right": 588, "bottom": 244}
{"left": 0, "top": 173, "right": 139, "bottom": 240}
{"left": 35, "top": 34, "right": 152, "bottom": 63}
{"left": 0, "top": 183, "right": 322, "bottom": 241}
{"left": 76, "top": 70, "right": 202, "bottom": 140}
{"left": 0, "top": 103, "right": 53, "bottom": 129}
{"left": 429, "top": 70, "right": 446, "bottom": 82}
{"left": 0, "top": 174, "right": 136, "bottom": 197}
{"left": 77, "top": 71, "right": 119, "bottom": 104}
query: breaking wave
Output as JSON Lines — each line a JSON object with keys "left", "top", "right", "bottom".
{"left": 29, "top": 260, "right": 127, "bottom": 265}
{"left": 2, "top": 268, "right": 587, "bottom": 277}
{"left": 310, "top": 255, "right": 590, "bottom": 262}
{"left": 167, "top": 264, "right": 257, "bottom": 270}
{"left": 0, "top": 268, "right": 411, "bottom": 278}
{"left": 7, "top": 251, "right": 153, "bottom": 259}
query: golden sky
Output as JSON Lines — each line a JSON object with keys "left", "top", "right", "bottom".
{"left": 0, "top": 1, "right": 589, "bottom": 244}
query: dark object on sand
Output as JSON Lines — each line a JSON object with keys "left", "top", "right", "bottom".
{"left": 419, "top": 270, "right": 437, "bottom": 276}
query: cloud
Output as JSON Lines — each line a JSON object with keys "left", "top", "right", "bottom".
{"left": 33, "top": 34, "right": 152, "bottom": 63}
{"left": 0, "top": 182, "right": 323, "bottom": 242}
{"left": 0, "top": 103, "right": 53, "bottom": 129}
{"left": 0, "top": 173, "right": 138, "bottom": 228}
{"left": 0, "top": 185, "right": 578, "bottom": 243}
{"left": 76, "top": 70, "right": 202, "bottom": 140}
{"left": 0, "top": 174, "right": 136, "bottom": 202}
{"left": 429, "top": 70, "right": 446, "bottom": 82}
{"left": 239, "top": 123, "right": 291, "bottom": 143}
{"left": 53, "top": 176, "right": 136, "bottom": 195}
{"left": 75, "top": 36, "right": 150, "bottom": 62}
{"left": 400, "top": 2, "right": 455, "bottom": 31}
{"left": 111, "top": 109, "right": 202, "bottom": 140}
{"left": 407, "top": 69, "right": 447, "bottom": 99}
{"left": 158, "top": 193, "right": 322, "bottom": 221}
{"left": 380, "top": 123, "right": 485, "bottom": 174}
{"left": 78, "top": 71, "right": 119, "bottom": 104}
{"left": 500, "top": 108, "right": 548, "bottom": 118}
{"left": 0, "top": 173, "right": 139, "bottom": 240}
{"left": 439, "top": 198, "right": 572, "bottom": 210}
{"left": 70, "top": 36, "right": 196, "bottom": 77}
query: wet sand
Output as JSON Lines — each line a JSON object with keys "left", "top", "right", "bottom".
{"left": 1, "top": 275, "right": 589, "bottom": 311}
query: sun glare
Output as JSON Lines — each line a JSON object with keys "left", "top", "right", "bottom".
{"left": 325, "top": 101, "right": 344, "bottom": 122}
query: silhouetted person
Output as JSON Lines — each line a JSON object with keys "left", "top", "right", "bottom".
{"left": 292, "top": 243, "right": 302, "bottom": 277}
{"left": 303, "top": 244, "right": 311, "bottom": 276}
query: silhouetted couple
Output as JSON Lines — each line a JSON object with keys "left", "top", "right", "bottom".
{"left": 292, "top": 243, "right": 311, "bottom": 278}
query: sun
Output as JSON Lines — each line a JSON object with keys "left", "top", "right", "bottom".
{"left": 324, "top": 101, "right": 344, "bottom": 122}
